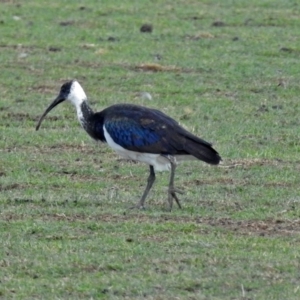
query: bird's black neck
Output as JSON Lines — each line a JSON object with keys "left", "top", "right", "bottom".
{"left": 78, "top": 101, "right": 106, "bottom": 142}
{"left": 80, "top": 101, "right": 94, "bottom": 118}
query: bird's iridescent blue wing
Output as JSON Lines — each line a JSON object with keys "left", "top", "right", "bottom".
{"left": 104, "top": 117, "right": 161, "bottom": 150}
{"left": 99, "top": 105, "right": 181, "bottom": 153}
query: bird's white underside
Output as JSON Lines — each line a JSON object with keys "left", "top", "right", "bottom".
{"left": 103, "top": 125, "right": 196, "bottom": 172}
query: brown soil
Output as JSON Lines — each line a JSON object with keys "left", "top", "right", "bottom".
{"left": 2, "top": 212, "right": 299, "bottom": 237}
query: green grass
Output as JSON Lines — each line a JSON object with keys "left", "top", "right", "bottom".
{"left": 1, "top": 0, "right": 300, "bottom": 299}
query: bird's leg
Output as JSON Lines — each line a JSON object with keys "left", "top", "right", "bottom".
{"left": 166, "top": 156, "right": 184, "bottom": 211}
{"left": 134, "top": 165, "right": 156, "bottom": 209}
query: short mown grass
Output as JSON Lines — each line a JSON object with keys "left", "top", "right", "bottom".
{"left": 1, "top": 0, "right": 300, "bottom": 299}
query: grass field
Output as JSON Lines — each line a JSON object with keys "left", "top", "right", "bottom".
{"left": 1, "top": 0, "right": 300, "bottom": 299}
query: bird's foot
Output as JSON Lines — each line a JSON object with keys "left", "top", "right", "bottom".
{"left": 129, "top": 202, "right": 146, "bottom": 210}
{"left": 167, "top": 187, "right": 184, "bottom": 211}
{"left": 171, "top": 187, "right": 184, "bottom": 195}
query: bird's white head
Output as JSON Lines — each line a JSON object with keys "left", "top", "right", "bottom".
{"left": 66, "top": 80, "right": 87, "bottom": 107}
{"left": 36, "top": 80, "right": 87, "bottom": 130}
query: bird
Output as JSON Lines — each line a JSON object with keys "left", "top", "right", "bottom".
{"left": 36, "top": 80, "right": 221, "bottom": 210}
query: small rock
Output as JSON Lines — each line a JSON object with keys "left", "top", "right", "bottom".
{"left": 18, "top": 52, "right": 28, "bottom": 59}
{"left": 48, "top": 46, "right": 61, "bottom": 52}
{"left": 59, "top": 21, "right": 74, "bottom": 26}
{"left": 107, "top": 36, "right": 118, "bottom": 42}
{"left": 277, "top": 78, "right": 287, "bottom": 88}
{"left": 271, "top": 105, "right": 283, "bottom": 110}
{"left": 257, "top": 104, "right": 268, "bottom": 112}
{"left": 82, "top": 43, "right": 96, "bottom": 49}
{"left": 140, "top": 92, "right": 152, "bottom": 101}
{"left": 212, "top": 21, "right": 225, "bottom": 27}
{"left": 280, "top": 47, "right": 293, "bottom": 52}
{"left": 140, "top": 23, "right": 153, "bottom": 33}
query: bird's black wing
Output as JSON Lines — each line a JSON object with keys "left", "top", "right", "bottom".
{"left": 102, "top": 105, "right": 177, "bottom": 154}
{"left": 95, "top": 104, "right": 220, "bottom": 164}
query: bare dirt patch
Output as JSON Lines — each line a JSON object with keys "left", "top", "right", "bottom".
{"left": 0, "top": 183, "right": 28, "bottom": 191}
{"left": 197, "top": 217, "right": 300, "bottom": 237}
{"left": 15, "top": 143, "right": 106, "bottom": 156}
{"left": 221, "top": 158, "right": 279, "bottom": 168}
{"left": 191, "top": 178, "right": 235, "bottom": 186}
{"left": 2, "top": 212, "right": 298, "bottom": 237}
{"left": 2, "top": 112, "right": 62, "bottom": 123}
{"left": 133, "top": 63, "right": 206, "bottom": 74}
{"left": 187, "top": 177, "right": 295, "bottom": 188}
{"left": 30, "top": 84, "right": 56, "bottom": 94}
{"left": 135, "top": 63, "right": 181, "bottom": 72}
{"left": 0, "top": 44, "right": 39, "bottom": 50}
{"left": 223, "top": 158, "right": 300, "bottom": 168}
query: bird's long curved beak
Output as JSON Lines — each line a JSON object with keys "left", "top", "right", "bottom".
{"left": 35, "top": 95, "right": 65, "bottom": 130}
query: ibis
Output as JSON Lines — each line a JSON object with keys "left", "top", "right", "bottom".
{"left": 36, "top": 80, "right": 221, "bottom": 210}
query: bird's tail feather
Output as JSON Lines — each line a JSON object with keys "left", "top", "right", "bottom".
{"left": 183, "top": 138, "right": 221, "bottom": 165}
